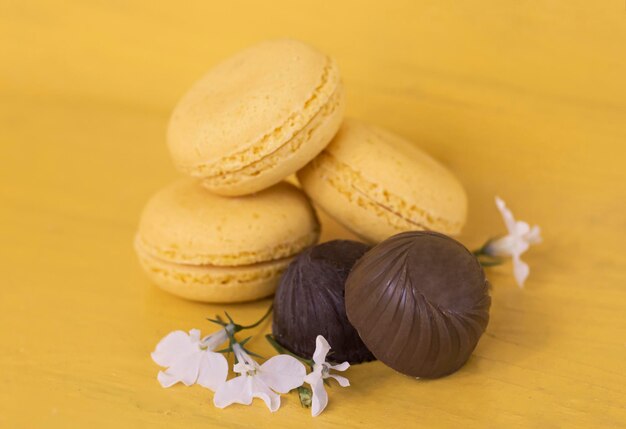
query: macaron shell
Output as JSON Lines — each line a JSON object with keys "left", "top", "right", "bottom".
{"left": 297, "top": 164, "right": 415, "bottom": 242}
{"left": 136, "top": 242, "right": 289, "bottom": 303}
{"left": 201, "top": 84, "right": 345, "bottom": 196}
{"left": 136, "top": 179, "right": 320, "bottom": 266}
{"left": 167, "top": 39, "right": 344, "bottom": 194}
{"left": 298, "top": 119, "right": 467, "bottom": 243}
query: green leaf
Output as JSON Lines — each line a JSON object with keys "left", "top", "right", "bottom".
{"left": 239, "top": 336, "right": 252, "bottom": 347}
{"left": 207, "top": 317, "right": 226, "bottom": 326}
{"left": 238, "top": 304, "right": 274, "bottom": 330}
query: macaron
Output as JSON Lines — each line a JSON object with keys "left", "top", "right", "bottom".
{"left": 297, "top": 119, "right": 467, "bottom": 243}
{"left": 135, "top": 179, "right": 320, "bottom": 303}
{"left": 167, "top": 39, "right": 345, "bottom": 196}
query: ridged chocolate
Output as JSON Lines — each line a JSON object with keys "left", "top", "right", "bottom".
{"left": 345, "top": 231, "right": 490, "bottom": 378}
{"left": 272, "top": 240, "right": 375, "bottom": 363}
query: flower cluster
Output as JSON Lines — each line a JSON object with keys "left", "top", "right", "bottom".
{"left": 475, "top": 197, "right": 541, "bottom": 287}
{"left": 151, "top": 311, "right": 350, "bottom": 416}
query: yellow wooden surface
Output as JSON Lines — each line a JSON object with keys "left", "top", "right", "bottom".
{"left": 2, "top": 1, "right": 626, "bottom": 427}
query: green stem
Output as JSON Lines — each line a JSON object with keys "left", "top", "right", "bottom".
{"left": 238, "top": 304, "right": 274, "bottom": 330}
{"left": 265, "top": 334, "right": 314, "bottom": 368}
{"left": 213, "top": 307, "right": 273, "bottom": 358}
{"left": 472, "top": 242, "right": 490, "bottom": 257}
{"left": 477, "top": 257, "right": 505, "bottom": 267}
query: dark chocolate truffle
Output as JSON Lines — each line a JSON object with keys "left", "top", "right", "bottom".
{"left": 272, "top": 240, "right": 375, "bottom": 363}
{"left": 345, "top": 231, "right": 490, "bottom": 378}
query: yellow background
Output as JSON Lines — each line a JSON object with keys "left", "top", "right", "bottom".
{"left": 1, "top": 1, "right": 625, "bottom": 427}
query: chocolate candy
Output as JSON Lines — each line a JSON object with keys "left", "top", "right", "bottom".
{"left": 272, "top": 240, "right": 375, "bottom": 363}
{"left": 345, "top": 231, "right": 490, "bottom": 378}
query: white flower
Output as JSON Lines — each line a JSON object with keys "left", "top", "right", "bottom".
{"left": 303, "top": 336, "right": 350, "bottom": 417}
{"left": 485, "top": 197, "right": 542, "bottom": 287}
{"left": 151, "top": 328, "right": 229, "bottom": 391}
{"left": 213, "top": 343, "right": 306, "bottom": 412}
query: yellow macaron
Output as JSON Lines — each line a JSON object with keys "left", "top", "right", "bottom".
{"left": 167, "top": 39, "right": 345, "bottom": 196}
{"left": 297, "top": 119, "right": 467, "bottom": 243}
{"left": 135, "top": 179, "right": 320, "bottom": 303}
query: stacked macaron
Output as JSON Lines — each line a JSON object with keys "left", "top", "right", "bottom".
{"left": 135, "top": 39, "right": 468, "bottom": 303}
{"left": 299, "top": 119, "right": 467, "bottom": 242}
{"left": 135, "top": 180, "right": 320, "bottom": 303}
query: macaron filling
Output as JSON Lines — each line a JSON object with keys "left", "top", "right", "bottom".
{"left": 202, "top": 86, "right": 344, "bottom": 188}
{"left": 134, "top": 229, "right": 320, "bottom": 267}
{"left": 307, "top": 151, "right": 463, "bottom": 234}
{"left": 136, "top": 242, "right": 293, "bottom": 284}
{"left": 136, "top": 245, "right": 294, "bottom": 303}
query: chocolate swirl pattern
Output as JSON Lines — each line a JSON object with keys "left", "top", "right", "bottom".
{"left": 345, "top": 231, "right": 490, "bottom": 378}
{"left": 272, "top": 240, "right": 375, "bottom": 364}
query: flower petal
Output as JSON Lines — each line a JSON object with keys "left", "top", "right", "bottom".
{"left": 330, "top": 362, "right": 350, "bottom": 372}
{"left": 485, "top": 236, "right": 515, "bottom": 257}
{"left": 196, "top": 351, "right": 228, "bottom": 391}
{"left": 156, "top": 351, "right": 203, "bottom": 387}
{"left": 511, "top": 236, "right": 530, "bottom": 255}
{"left": 304, "top": 367, "right": 323, "bottom": 385}
{"left": 213, "top": 375, "right": 253, "bottom": 408}
{"left": 495, "top": 197, "right": 517, "bottom": 234}
{"left": 259, "top": 354, "right": 306, "bottom": 393}
{"left": 310, "top": 378, "right": 328, "bottom": 417}
{"left": 151, "top": 330, "right": 198, "bottom": 367}
{"left": 232, "top": 342, "right": 257, "bottom": 368}
{"left": 329, "top": 374, "right": 350, "bottom": 387}
{"left": 188, "top": 329, "right": 201, "bottom": 342}
{"left": 312, "top": 335, "right": 331, "bottom": 365}
{"left": 512, "top": 254, "right": 530, "bottom": 288}
{"left": 513, "top": 220, "right": 531, "bottom": 237}
{"left": 250, "top": 377, "right": 282, "bottom": 412}
{"left": 526, "top": 225, "right": 542, "bottom": 245}
{"left": 201, "top": 329, "right": 228, "bottom": 351}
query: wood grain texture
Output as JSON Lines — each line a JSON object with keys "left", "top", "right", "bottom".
{"left": 1, "top": 1, "right": 625, "bottom": 427}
